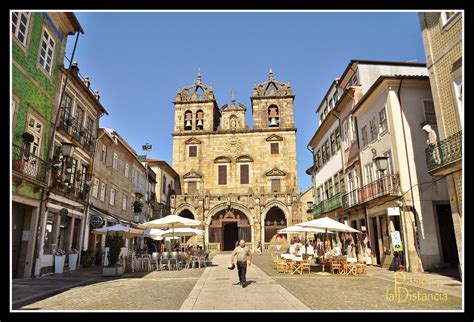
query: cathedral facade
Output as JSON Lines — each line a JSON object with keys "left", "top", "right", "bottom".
{"left": 170, "top": 69, "right": 302, "bottom": 251}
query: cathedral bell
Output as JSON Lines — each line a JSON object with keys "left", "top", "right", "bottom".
{"left": 196, "top": 119, "right": 204, "bottom": 129}
{"left": 269, "top": 117, "right": 279, "bottom": 127}
{"left": 185, "top": 120, "right": 192, "bottom": 129}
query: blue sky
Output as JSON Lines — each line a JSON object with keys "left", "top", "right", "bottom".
{"left": 66, "top": 11, "right": 427, "bottom": 191}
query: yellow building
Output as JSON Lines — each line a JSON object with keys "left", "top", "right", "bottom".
{"left": 170, "top": 69, "right": 301, "bottom": 251}
{"left": 419, "top": 11, "right": 463, "bottom": 276}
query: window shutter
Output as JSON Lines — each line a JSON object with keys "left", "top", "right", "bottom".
{"left": 240, "top": 164, "right": 249, "bottom": 184}
{"left": 271, "top": 179, "right": 281, "bottom": 193}
{"left": 189, "top": 146, "right": 197, "bottom": 157}
{"left": 218, "top": 165, "right": 227, "bottom": 185}
{"left": 271, "top": 142, "right": 279, "bottom": 154}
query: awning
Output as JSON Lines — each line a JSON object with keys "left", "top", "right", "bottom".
{"left": 89, "top": 205, "right": 131, "bottom": 225}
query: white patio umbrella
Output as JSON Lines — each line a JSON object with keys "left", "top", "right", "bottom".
{"left": 278, "top": 225, "right": 332, "bottom": 254}
{"left": 92, "top": 224, "right": 145, "bottom": 238}
{"left": 144, "top": 229, "right": 166, "bottom": 237}
{"left": 160, "top": 227, "right": 204, "bottom": 237}
{"left": 297, "top": 217, "right": 361, "bottom": 273}
{"left": 138, "top": 215, "right": 202, "bottom": 250}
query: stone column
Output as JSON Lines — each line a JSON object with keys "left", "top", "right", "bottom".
{"left": 53, "top": 212, "right": 61, "bottom": 249}
{"left": 448, "top": 173, "right": 462, "bottom": 278}
{"left": 67, "top": 214, "right": 76, "bottom": 251}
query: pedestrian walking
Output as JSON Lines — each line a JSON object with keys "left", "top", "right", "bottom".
{"left": 230, "top": 239, "right": 253, "bottom": 288}
{"left": 257, "top": 241, "right": 262, "bottom": 255}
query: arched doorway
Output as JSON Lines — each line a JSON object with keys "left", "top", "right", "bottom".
{"left": 208, "top": 208, "right": 251, "bottom": 251}
{"left": 264, "top": 206, "right": 287, "bottom": 242}
{"left": 178, "top": 209, "right": 194, "bottom": 243}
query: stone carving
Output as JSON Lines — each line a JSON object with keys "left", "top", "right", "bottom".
{"left": 265, "top": 167, "right": 287, "bottom": 177}
{"left": 226, "top": 137, "right": 243, "bottom": 158}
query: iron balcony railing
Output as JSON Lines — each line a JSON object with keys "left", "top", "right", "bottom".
{"left": 425, "top": 131, "right": 462, "bottom": 173}
{"left": 312, "top": 193, "right": 342, "bottom": 216}
{"left": 12, "top": 144, "right": 48, "bottom": 184}
{"left": 58, "top": 109, "right": 94, "bottom": 153}
{"left": 342, "top": 174, "right": 400, "bottom": 209}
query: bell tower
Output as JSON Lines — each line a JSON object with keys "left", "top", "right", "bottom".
{"left": 173, "top": 69, "right": 221, "bottom": 133}
{"left": 251, "top": 68, "right": 295, "bottom": 129}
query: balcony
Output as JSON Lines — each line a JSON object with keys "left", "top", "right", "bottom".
{"left": 425, "top": 131, "right": 462, "bottom": 176}
{"left": 342, "top": 174, "right": 400, "bottom": 209}
{"left": 12, "top": 144, "right": 48, "bottom": 186}
{"left": 312, "top": 193, "right": 342, "bottom": 217}
{"left": 57, "top": 110, "right": 94, "bottom": 153}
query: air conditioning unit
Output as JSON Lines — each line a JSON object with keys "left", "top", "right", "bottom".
{"left": 269, "top": 117, "right": 279, "bottom": 127}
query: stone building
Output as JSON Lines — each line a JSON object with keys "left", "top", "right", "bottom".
{"left": 170, "top": 69, "right": 301, "bottom": 251}
{"left": 85, "top": 128, "right": 148, "bottom": 252}
{"left": 419, "top": 11, "right": 463, "bottom": 276}
{"left": 11, "top": 11, "right": 82, "bottom": 278}
{"left": 147, "top": 159, "right": 180, "bottom": 218}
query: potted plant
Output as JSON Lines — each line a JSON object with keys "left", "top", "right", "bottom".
{"left": 80, "top": 250, "right": 95, "bottom": 267}
{"left": 103, "top": 232, "right": 125, "bottom": 277}
{"left": 54, "top": 249, "right": 66, "bottom": 273}
{"left": 133, "top": 200, "right": 143, "bottom": 213}
{"left": 68, "top": 248, "right": 79, "bottom": 270}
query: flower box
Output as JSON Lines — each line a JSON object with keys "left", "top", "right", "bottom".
{"left": 54, "top": 255, "right": 65, "bottom": 273}
{"left": 102, "top": 265, "right": 124, "bottom": 277}
{"left": 68, "top": 253, "right": 78, "bottom": 270}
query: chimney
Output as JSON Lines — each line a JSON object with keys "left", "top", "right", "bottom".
{"left": 70, "top": 61, "right": 79, "bottom": 76}
{"left": 83, "top": 76, "right": 90, "bottom": 88}
{"left": 94, "top": 90, "right": 100, "bottom": 101}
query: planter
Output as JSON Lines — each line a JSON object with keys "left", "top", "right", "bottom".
{"left": 54, "top": 255, "right": 66, "bottom": 273}
{"left": 103, "top": 265, "right": 124, "bottom": 277}
{"left": 68, "top": 253, "right": 78, "bottom": 270}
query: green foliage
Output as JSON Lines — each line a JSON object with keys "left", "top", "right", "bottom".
{"left": 105, "top": 232, "right": 124, "bottom": 267}
{"left": 80, "top": 250, "right": 95, "bottom": 267}
{"left": 133, "top": 200, "right": 143, "bottom": 213}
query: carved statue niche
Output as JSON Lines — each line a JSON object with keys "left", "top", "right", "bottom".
{"left": 422, "top": 124, "right": 441, "bottom": 164}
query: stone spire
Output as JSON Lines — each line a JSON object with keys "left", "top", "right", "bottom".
{"left": 231, "top": 88, "right": 236, "bottom": 107}
{"left": 196, "top": 67, "right": 202, "bottom": 84}
{"left": 269, "top": 66, "right": 274, "bottom": 80}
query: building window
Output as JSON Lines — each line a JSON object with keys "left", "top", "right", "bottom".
{"left": 328, "top": 179, "right": 333, "bottom": 198}
{"left": 315, "top": 150, "right": 321, "bottom": 170}
{"left": 38, "top": 28, "right": 55, "bottom": 74}
{"left": 270, "top": 142, "right": 279, "bottom": 154}
{"left": 125, "top": 163, "right": 129, "bottom": 178}
{"left": 361, "top": 125, "right": 369, "bottom": 148}
{"left": 343, "top": 120, "right": 349, "bottom": 150}
{"left": 188, "top": 181, "right": 197, "bottom": 194}
{"left": 328, "top": 98, "right": 334, "bottom": 109}
{"left": 350, "top": 115, "right": 357, "bottom": 143}
{"left": 189, "top": 145, "right": 197, "bottom": 157}
{"left": 12, "top": 12, "right": 30, "bottom": 46}
{"left": 369, "top": 116, "right": 378, "bottom": 142}
{"left": 162, "top": 175, "right": 167, "bottom": 194}
{"left": 324, "top": 181, "right": 329, "bottom": 199}
{"left": 441, "top": 11, "right": 458, "bottom": 27}
{"left": 351, "top": 73, "right": 358, "bottom": 86}
{"left": 339, "top": 170, "right": 345, "bottom": 194}
{"left": 26, "top": 114, "right": 43, "bottom": 157}
{"left": 383, "top": 150, "right": 394, "bottom": 175}
{"left": 184, "top": 110, "right": 193, "bottom": 130}
{"left": 113, "top": 152, "right": 118, "bottom": 170}
{"left": 101, "top": 144, "right": 107, "bottom": 163}
{"left": 330, "top": 131, "right": 337, "bottom": 154}
{"left": 316, "top": 187, "right": 321, "bottom": 204}
{"left": 218, "top": 165, "right": 227, "bottom": 185}
{"left": 322, "top": 139, "right": 330, "bottom": 163}
{"left": 364, "top": 163, "right": 374, "bottom": 184}
{"left": 335, "top": 127, "right": 341, "bottom": 151}
{"left": 334, "top": 174, "right": 339, "bottom": 195}
{"left": 379, "top": 106, "right": 388, "bottom": 134}
{"left": 271, "top": 179, "right": 281, "bottom": 193}
{"left": 333, "top": 91, "right": 339, "bottom": 104}
{"left": 422, "top": 100, "right": 437, "bottom": 130}
{"left": 453, "top": 77, "right": 463, "bottom": 129}
{"left": 110, "top": 188, "right": 116, "bottom": 206}
{"left": 92, "top": 178, "right": 99, "bottom": 198}
{"left": 100, "top": 183, "right": 106, "bottom": 201}
{"left": 122, "top": 195, "right": 127, "bottom": 210}
{"left": 240, "top": 164, "right": 249, "bottom": 184}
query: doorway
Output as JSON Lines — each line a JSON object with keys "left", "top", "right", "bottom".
{"left": 371, "top": 217, "right": 381, "bottom": 265}
{"left": 436, "top": 204, "right": 459, "bottom": 268}
{"left": 12, "top": 203, "right": 31, "bottom": 278}
{"left": 223, "top": 222, "right": 238, "bottom": 251}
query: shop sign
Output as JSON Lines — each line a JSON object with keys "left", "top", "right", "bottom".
{"left": 90, "top": 215, "right": 104, "bottom": 228}
{"left": 387, "top": 207, "right": 400, "bottom": 217}
{"left": 390, "top": 231, "right": 403, "bottom": 252}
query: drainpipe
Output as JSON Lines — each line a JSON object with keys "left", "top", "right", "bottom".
{"left": 306, "top": 145, "right": 315, "bottom": 219}
{"left": 32, "top": 31, "right": 81, "bottom": 277}
{"left": 396, "top": 78, "right": 416, "bottom": 272}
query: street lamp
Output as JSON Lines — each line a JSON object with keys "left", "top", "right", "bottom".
{"left": 61, "top": 142, "right": 75, "bottom": 158}
{"left": 142, "top": 143, "right": 152, "bottom": 221}
{"left": 306, "top": 201, "right": 314, "bottom": 210}
{"left": 373, "top": 155, "right": 389, "bottom": 174}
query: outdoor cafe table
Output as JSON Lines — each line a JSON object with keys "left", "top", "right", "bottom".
{"left": 280, "top": 254, "right": 304, "bottom": 274}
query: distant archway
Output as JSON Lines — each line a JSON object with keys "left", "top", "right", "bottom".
{"left": 208, "top": 208, "right": 252, "bottom": 251}
{"left": 264, "top": 206, "right": 287, "bottom": 242}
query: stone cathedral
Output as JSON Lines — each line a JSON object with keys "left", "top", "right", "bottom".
{"left": 170, "top": 69, "right": 302, "bottom": 251}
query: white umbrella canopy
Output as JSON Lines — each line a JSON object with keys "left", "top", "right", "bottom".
{"left": 92, "top": 224, "right": 145, "bottom": 238}
{"left": 138, "top": 215, "right": 202, "bottom": 229}
{"left": 160, "top": 227, "right": 204, "bottom": 237}
{"left": 144, "top": 229, "right": 166, "bottom": 237}
{"left": 297, "top": 216, "right": 361, "bottom": 233}
{"left": 278, "top": 225, "right": 330, "bottom": 234}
